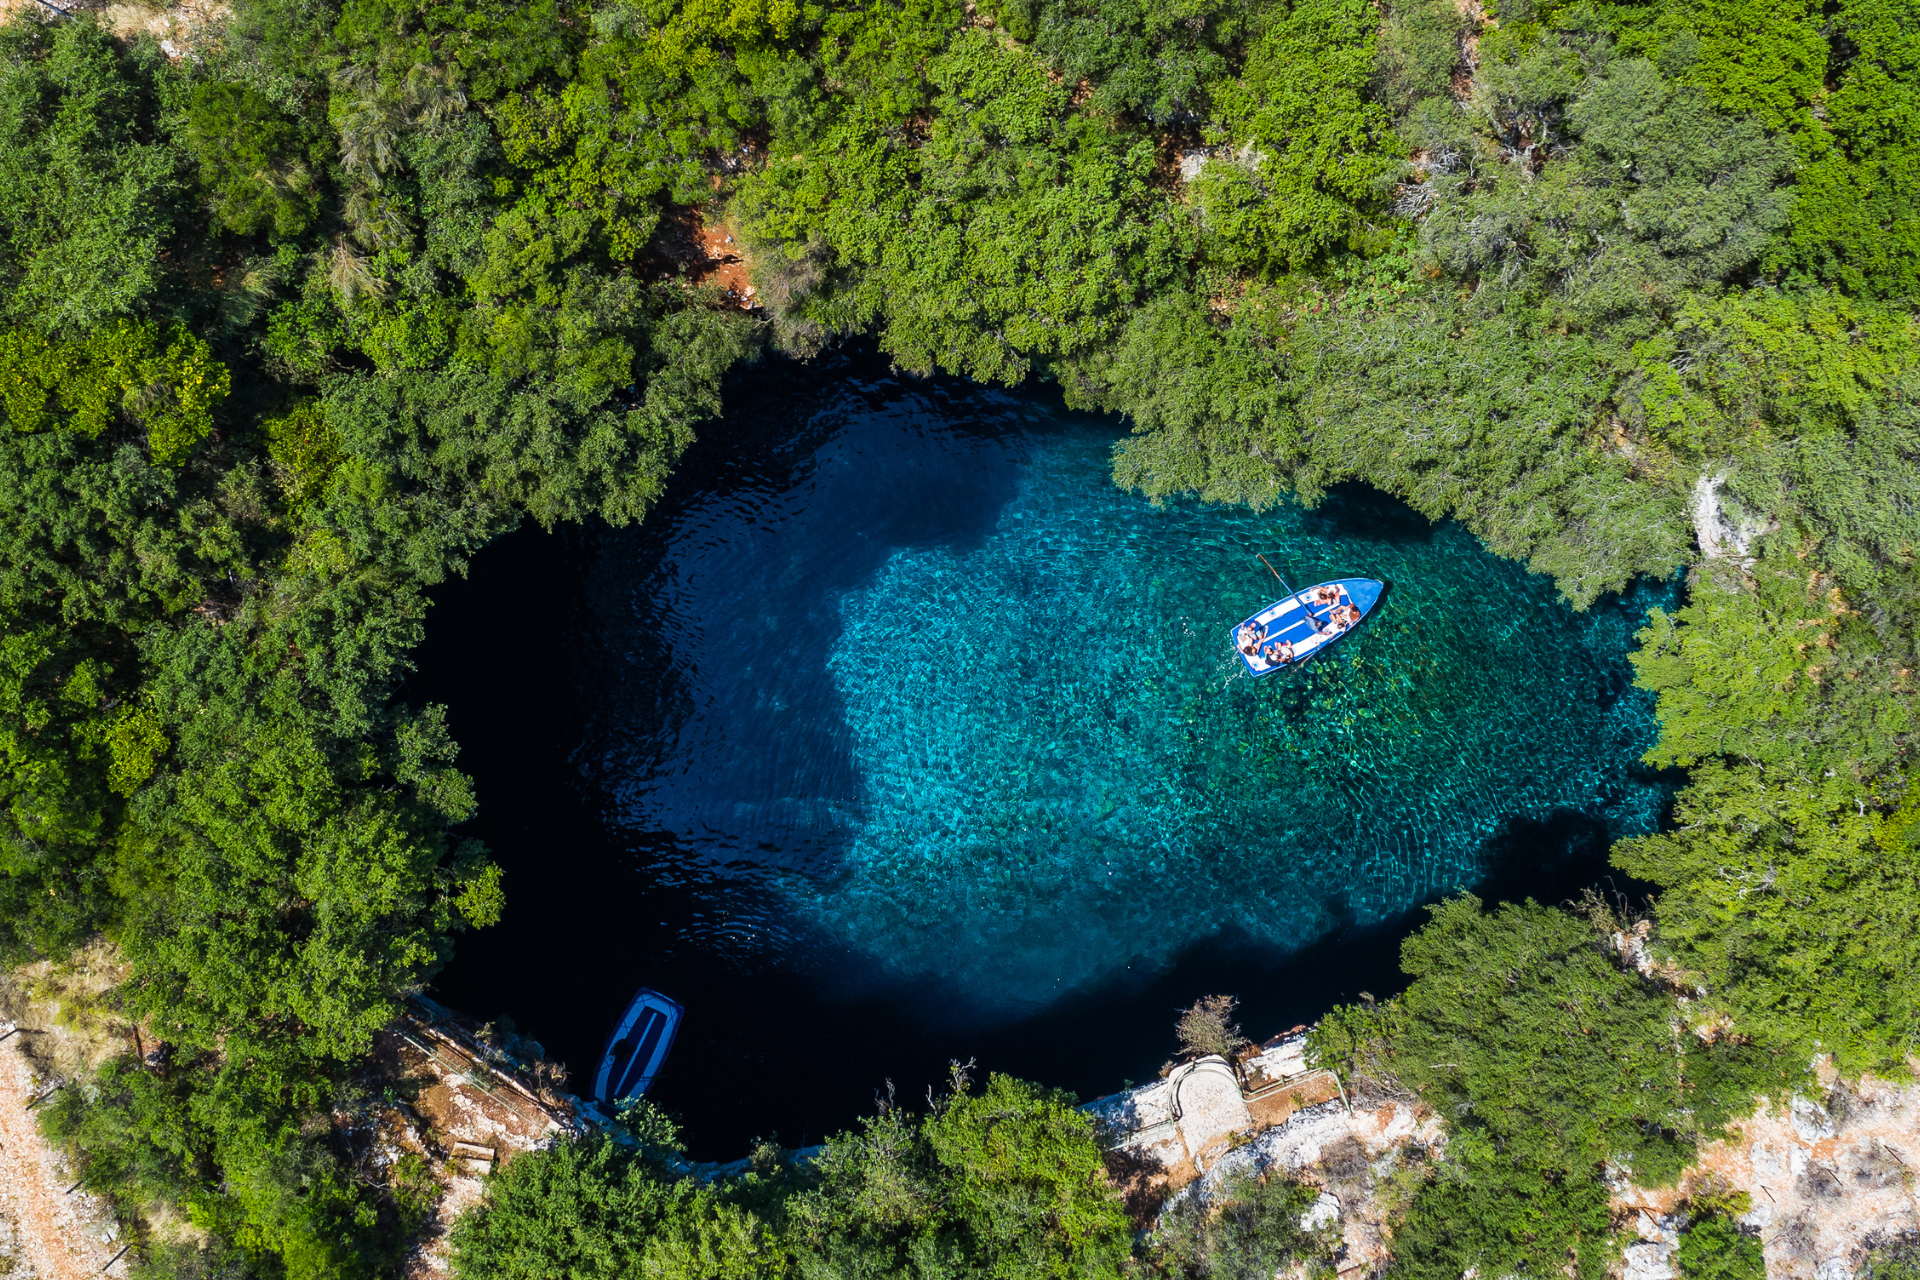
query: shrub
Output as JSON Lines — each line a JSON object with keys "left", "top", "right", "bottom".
{"left": 1176, "top": 995, "right": 1251, "bottom": 1059}
{"left": 1676, "top": 1217, "right": 1766, "bottom": 1280}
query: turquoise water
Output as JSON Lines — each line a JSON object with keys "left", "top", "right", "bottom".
{"left": 578, "top": 361, "right": 1669, "bottom": 1016}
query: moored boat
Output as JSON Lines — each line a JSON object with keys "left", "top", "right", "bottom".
{"left": 593, "top": 987, "right": 683, "bottom": 1105}
{"left": 1230, "top": 577, "right": 1383, "bottom": 677}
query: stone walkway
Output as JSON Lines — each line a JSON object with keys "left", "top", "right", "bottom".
{"left": 1086, "top": 1032, "right": 1351, "bottom": 1185}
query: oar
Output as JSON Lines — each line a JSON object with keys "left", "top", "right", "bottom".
{"left": 1257, "top": 555, "right": 1324, "bottom": 633}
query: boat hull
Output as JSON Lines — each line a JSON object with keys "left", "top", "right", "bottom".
{"left": 1230, "top": 577, "right": 1383, "bottom": 677}
{"left": 593, "top": 987, "right": 684, "bottom": 1105}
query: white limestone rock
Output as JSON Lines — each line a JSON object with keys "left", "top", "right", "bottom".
{"left": 1299, "top": 1192, "right": 1340, "bottom": 1233}
{"left": 1791, "top": 1094, "right": 1836, "bottom": 1142}
{"left": 1624, "top": 1240, "right": 1677, "bottom": 1280}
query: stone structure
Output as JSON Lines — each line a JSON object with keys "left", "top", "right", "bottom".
{"left": 1086, "top": 1032, "right": 1350, "bottom": 1186}
{"left": 1089, "top": 1034, "right": 1447, "bottom": 1280}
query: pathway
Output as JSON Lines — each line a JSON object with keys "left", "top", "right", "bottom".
{"left": 0, "top": 1028, "right": 122, "bottom": 1280}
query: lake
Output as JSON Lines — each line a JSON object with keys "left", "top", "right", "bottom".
{"left": 413, "top": 347, "right": 1673, "bottom": 1157}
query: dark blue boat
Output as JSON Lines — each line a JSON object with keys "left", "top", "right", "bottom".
{"left": 1230, "top": 577, "right": 1383, "bottom": 677}
{"left": 593, "top": 987, "right": 683, "bottom": 1105}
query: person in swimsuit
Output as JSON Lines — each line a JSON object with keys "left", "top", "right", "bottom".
{"left": 1237, "top": 622, "right": 1262, "bottom": 655}
{"left": 1346, "top": 604, "right": 1363, "bottom": 626}
{"left": 1277, "top": 639, "right": 1296, "bottom": 663}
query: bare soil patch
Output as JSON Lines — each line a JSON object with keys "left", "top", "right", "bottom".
{"left": 0, "top": 1031, "right": 125, "bottom": 1280}
{"left": 0, "top": 0, "right": 228, "bottom": 55}
{"left": 370, "top": 1002, "right": 586, "bottom": 1280}
{"left": 643, "top": 206, "right": 759, "bottom": 308}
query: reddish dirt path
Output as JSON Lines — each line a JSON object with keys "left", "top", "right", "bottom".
{"left": 0, "top": 1032, "right": 121, "bottom": 1280}
{"left": 642, "top": 207, "right": 758, "bottom": 307}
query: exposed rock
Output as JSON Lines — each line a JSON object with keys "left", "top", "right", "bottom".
{"left": 0, "top": 1025, "right": 127, "bottom": 1280}
{"left": 0, "top": 944, "right": 142, "bottom": 1280}
{"left": 0, "top": 0, "right": 232, "bottom": 59}
{"left": 1202, "top": 1100, "right": 1354, "bottom": 1184}
{"left": 1791, "top": 1094, "right": 1837, "bottom": 1142}
{"left": 1691, "top": 470, "right": 1778, "bottom": 566}
{"left": 1100, "top": 1019, "right": 1917, "bottom": 1280}
{"left": 1620, "top": 1210, "right": 1683, "bottom": 1280}
{"left": 1636, "top": 1210, "right": 1682, "bottom": 1246}
{"left": 1175, "top": 143, "right": 1267, "bottom": 186}
{"left": 1300, "top": 1191, "right": 1341, "bottom": 1232}
{"left": 1092, "top": 1030, "right": 1443, "bottom": 1280}
{"left": 1613, "top": 1067, "right": 1920, "bottom": 1280}
{"left": 1174, "top": 1059, "right": 1257, "bottom": 1167}
{"left": 381, "top": 1000, "right": 586, "bottom": 1280}
{"left": 1624, "top": 1240, "right": 1678, "bottom": 1280}
{"left": 1087, "top": 1056, "right": 1244, "bottom": 1184}
{"left": 1614, "top": 926, "right": 1655, "bottom": 978}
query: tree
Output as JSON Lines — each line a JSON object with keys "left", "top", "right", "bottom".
{"left": 1675, "top": 1217, "right": 1766, "bottom": 1280}
{"left": 1358, "top": 897, "right": 1798, "bottom": 1280}
{"left": 0, "top": 20, "right": 186, "bottom": 333}
{"left": 1175, "top": 994, "right": 1251, "bottom": 1058}
{"left": 184, "top": 82, "right": 325, "bottom": 239}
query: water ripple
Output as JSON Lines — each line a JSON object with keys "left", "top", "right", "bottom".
{"left": 575, "top": 371, "right": 1670, "bottom": 1017}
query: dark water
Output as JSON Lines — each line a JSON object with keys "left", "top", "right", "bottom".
{"left": 413, "top": 349, "right": 1673, "bottom": 1157}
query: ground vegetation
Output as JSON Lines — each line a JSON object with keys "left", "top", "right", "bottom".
{"left": 0, "top": 0, "right": 1915, "bottom": 1268}
{"left": 1310, "top": 897, "right": 1802, "bottom": 1278}
{"left": 1141, "top": 1172, "right": 1333, "bottom": 1280}
{"left": 449, "top": 1072, "right": 1132, "bottom": 1280}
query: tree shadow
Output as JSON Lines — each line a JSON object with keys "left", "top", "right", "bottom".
{"left": 1296, "top": 482, "right": 1441, "bottom": 545}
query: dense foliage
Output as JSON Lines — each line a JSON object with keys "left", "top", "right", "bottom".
{"left": 1, "top": 0, "right": 1915, "bottom": 1267}
{"left": 449, "top": 1074, "right": 1133, "bottom": 1280}
{"left": 1310, "top": 898, "right": 1800, "bottom": 1279}
{"left": 449, "top": 1078, "right": 1343, "bottom": 1280}
{"left": 0, "top": 9, "right": 745, "bottom": 1273}
{"left": 1144, "top": 1172, "right": 1331, "bottom": 1280}
{"left": 1675, "top": 1216, "right": 1767, "bottom": 1280}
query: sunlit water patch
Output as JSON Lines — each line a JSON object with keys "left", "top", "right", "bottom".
{"left": 576, "top": 362, "right": 1669, "bottom": 1016}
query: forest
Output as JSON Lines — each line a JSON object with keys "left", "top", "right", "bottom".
{"left": 0, "top": 0, "right": 1914, "bottom": 1268}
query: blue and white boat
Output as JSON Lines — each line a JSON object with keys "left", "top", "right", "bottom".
{"left": 593, "top": 987, "right": 683, "bottom": 1105}
{"left": 1230, "top": 576, "right": 1383, "bottom": 677}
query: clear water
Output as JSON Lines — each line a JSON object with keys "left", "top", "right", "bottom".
{"left": 572, "top": 359, "right": 1670, "bottom": 1018}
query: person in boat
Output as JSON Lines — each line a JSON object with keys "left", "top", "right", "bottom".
{"left": 1344, "top": 604, "right": 1363, "bottom": 626}
{"left": 1274, "top": 639, "right": 1296, "bottom": 663}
